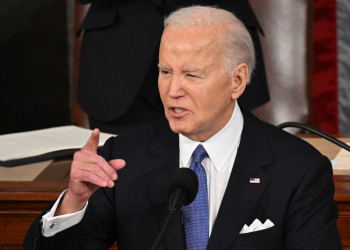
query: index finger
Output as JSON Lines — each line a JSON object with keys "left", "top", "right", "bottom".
{"left": 81, "top": 128, "right": 100, "bottom": 154}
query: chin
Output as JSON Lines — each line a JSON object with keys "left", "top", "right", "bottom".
{"left": 168, "top": 120, "right": 191, "bottom": 135}
{"left": 169, "top": 124, "right": 185, "bottom": 134}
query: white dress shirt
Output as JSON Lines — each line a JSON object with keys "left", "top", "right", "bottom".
{"left": 179, "top": 102, "right": 243, "bottom": 235}
{"left": 41, "top": 189, "right": 87, "bottom": 236}
{"left": 42, "top": 102, "right": 243, "bottom": 237}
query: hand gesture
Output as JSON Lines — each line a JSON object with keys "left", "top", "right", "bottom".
{"left": 56, "top": 129, "right": 125, "bottom": 215}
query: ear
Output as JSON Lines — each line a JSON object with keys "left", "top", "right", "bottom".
{"left": 231, "top": 63, "right": 248, "bottom": 100}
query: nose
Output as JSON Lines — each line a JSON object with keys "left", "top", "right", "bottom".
{"left": 168, "top": 75, "right": 186, "bottom": 98}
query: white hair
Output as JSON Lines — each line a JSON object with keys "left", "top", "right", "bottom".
{"left": 164, "top": 6, "right": 255, "bottom": 83}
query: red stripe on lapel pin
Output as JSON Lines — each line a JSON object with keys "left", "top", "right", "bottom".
{"left": 250, "top": 178, "right": 260, "bottom": 183}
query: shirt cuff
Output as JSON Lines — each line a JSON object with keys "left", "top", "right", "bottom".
{"left": 41, "top": 189, "right": 88, "bottom": 237}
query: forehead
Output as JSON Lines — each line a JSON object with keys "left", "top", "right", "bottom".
{"left": 159, "top": 25, "right": 224, "bottom": 60}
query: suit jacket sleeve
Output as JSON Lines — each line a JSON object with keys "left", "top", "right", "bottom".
{"left": 23, "top": 137, "right": 117, "bottom": 250}
{"left": 284, "top": 155, "right": 342, "bottom": 249}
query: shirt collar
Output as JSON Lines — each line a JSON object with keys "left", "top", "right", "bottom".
{"left": 179, "top": 102, "right": 244, "bottom": 172}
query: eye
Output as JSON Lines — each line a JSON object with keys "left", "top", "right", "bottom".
{"left": 161, "top": 70, "right": 170, "bottom": 75}
{"left": 187, "top": 74, "right": 198, "bottom": 79}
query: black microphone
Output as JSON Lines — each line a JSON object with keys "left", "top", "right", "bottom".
{"left": 151, "top": 168, "right": 198, "bottom": 250}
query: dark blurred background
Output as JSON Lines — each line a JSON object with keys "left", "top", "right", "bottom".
{"left": 0, "top": 1, "right": 74, "bottom": 135}
{"left": 1, "top": 0, "right": 347, "bottom": 136}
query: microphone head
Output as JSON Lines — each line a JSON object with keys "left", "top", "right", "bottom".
{"left": 166, "top": 168, "right": 198, "bottom": 206}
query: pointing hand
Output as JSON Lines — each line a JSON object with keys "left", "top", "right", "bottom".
{"left": 56, "top": 129, "right": 125, "bottom": 215}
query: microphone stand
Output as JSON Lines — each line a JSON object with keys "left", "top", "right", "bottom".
{"left": 277, "top": 122, "right": 350, "bottom": 152}
{"left": 151, "top": 209, "right": 176, "bottom": 250}
{"left": 151, "top": 187, "right": 188, "bottom": 250}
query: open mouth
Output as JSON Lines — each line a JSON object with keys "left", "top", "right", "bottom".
{"left": 173, "top": 108, "right": 184, "bottom": 113}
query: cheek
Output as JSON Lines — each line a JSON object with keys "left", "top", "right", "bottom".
{"left": 199, "top": 88, "right": 232, "bottom": 114}
{"left": 199, "top": 87, "right": 223, "bottom": 106}
{"left": 158, "top": 81, "right": 167, "bottom": 100}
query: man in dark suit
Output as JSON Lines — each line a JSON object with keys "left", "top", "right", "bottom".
{"left": 24, "top": 6, "right": 341, "bottom": 250}
{"left": 76, "top": 0, "right": 269, "bottom": 134}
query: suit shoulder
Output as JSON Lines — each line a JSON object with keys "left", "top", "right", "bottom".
{"left": 262, "top": 119, "right": 322, "bottom": 158}
{"left": 241, "top": 108, "right": 322, "bottom": 162}
{"left": 116, "top": 118, "right": 169, "bottom": 142}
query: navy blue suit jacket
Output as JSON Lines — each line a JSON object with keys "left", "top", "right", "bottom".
{"left": 24, "top": 108, "right": 341, "bottom": 249}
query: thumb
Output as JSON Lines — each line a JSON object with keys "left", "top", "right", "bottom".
{"left": 81, "top": 128, "right": 100, "bottom": 154}
{"left": 109, "top": 159, "right": 126, "bottom": 171}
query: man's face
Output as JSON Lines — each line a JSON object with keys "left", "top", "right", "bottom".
{"left": 158, "top": 25, "right": 247, "bottom": 141}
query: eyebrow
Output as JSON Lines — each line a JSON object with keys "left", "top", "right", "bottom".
{"left": 184, "top": 68, "right": 201, "bottom": 73}
{"left": 158, "top": 64, "right": 202, "bottom": 74}
{"left": 157, "top": 64, "right": 168, "bottom": 70}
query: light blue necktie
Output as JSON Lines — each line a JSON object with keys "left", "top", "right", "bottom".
{"left": 182, "top": 144, "right": 209, "bottom": 250}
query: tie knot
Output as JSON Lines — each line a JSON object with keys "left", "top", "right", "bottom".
{"left": 192, "top": 144, "right": 208, "bottom": 164}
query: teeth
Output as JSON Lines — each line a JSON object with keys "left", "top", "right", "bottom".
{"left": 174, "top": 108, "right": 184, "bottom": 113}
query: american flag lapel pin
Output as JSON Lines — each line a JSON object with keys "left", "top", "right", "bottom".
{"left": 250, "top": 178, "right": 260, "bottom": 183}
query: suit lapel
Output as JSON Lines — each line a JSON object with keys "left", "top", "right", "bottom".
{"left": 207, "top": 109, "right": 275, "bottom": 250}
{"left": 142, "top": 120, "right": 186, "bottom": 250}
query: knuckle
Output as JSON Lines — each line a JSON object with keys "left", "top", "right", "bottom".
{"left": 107, "top": 167, "right": 116, "bottom": 176}
{"left": 95, "top": 155, "right": 104, "bottom": 165}
{"left": 80, "top": 171, "right": 95, "bottom": 185}
{"left": 69, "top": 171, "right": 79, "bottom": 183}
{"left": 70, "top": 166, "right": 82, "bottom": 180}
{"left": 73, "top": 151, "right": 82, "bottom": 160}
{"left": 70, "top": 167, "right": 76, "bottom": 175}
{"left": 71, "top": 160, "right": 82, "bottom": 172}
{"left": 80, "top": 171, "right": 89, "bottom": 181}
{"left": 90, "top": 163, "right": 101, "bottom": 173}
